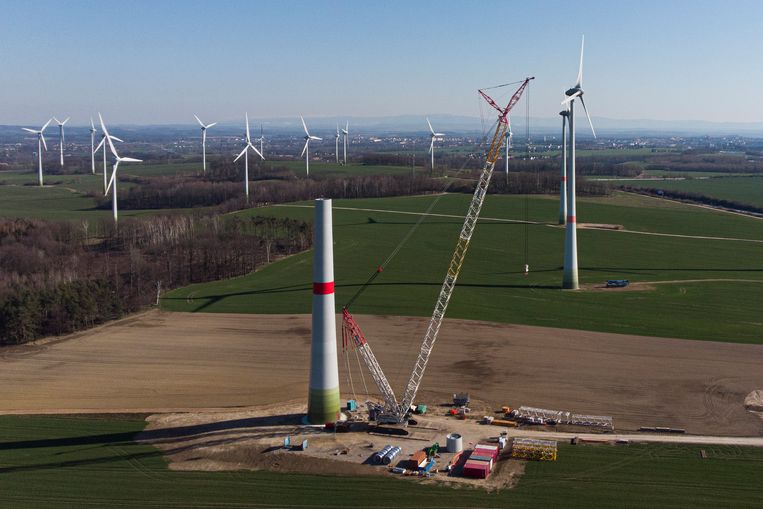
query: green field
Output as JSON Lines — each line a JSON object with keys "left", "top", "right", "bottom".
{"left": 0, "top": 415, "right": 761, "bottom": 508}
{"left": 621, "top": 175, "right": 763, "bottom": 208}
{"left": 162, "top": 192, "right": 763, "bottom": 344}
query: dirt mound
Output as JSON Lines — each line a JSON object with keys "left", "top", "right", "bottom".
{"left": 745, "top": 390, "right": 763, "bottom": 412}
{"left": 578, "top": 223, "right": 624, "bottom": 230}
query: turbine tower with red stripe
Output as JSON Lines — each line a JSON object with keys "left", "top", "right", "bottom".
{"left": 307, "top": 198, "right": 341, "bottom": 424}
{"left": 562, "top": 35, "right": 596, "bottom": 290}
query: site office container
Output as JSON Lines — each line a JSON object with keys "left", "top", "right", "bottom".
{"left": 409, "top": 450, "right": 428, "bottom": 469}
{"left": 475, "top": 444, "right": 500, "bottom": 459}
{"left": 462, "top": 460, "right": 490, "bottom": 479}
{"left": 470, "top": 454, "right": 493, "bottom": 466}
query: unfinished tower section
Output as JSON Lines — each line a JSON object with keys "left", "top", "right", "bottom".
{"left": 307, "top": 198, "right": 341, "bottom": 424}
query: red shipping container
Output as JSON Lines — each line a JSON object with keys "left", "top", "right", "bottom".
{"left": 462, "top": 460, "right": 490, "bottom": 479}
{"left": 474, "top": 447, "right": 499, "bottom": 461}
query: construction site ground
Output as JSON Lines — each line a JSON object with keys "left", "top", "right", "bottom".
{"left": 1, "top": 310, "right": 762, "bottom": 440}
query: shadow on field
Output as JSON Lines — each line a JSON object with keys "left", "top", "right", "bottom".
{"left": 0, "top": 413, "right": 308, "bottom": 473}
{"left": 165, "top": 279, "right": 564, "bottom": 311}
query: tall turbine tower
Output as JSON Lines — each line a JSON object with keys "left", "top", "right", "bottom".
{"left": 300, "top": 116, "right": 322, "bottom": 176}
{"left": 22, "top": 119, "right": 52, "bottom": 186}
{"left": 89, "top": 118, "right": 98, "bottom": 174}
{"left": 341, "top": 122, "right": 348, "bottom": 165}
{"left": 426, "top": 118, "right": 444, "bottom": 171}
{"left": 53, "top": 117, "right": 69, "bottom": 167}
{"left": 99, "top": 113, "right": 142, "bottom": 224}
{"left": 307, "top": 198, "right": 341, "bottom": 424}
{"left": 561, "top": 36, "right": 596, "bottom": 290}
{"left": 233, "top": 113, "right": 264, "bottom": 203}
{"left": 194, "top": 114, "right": 217, "bottom": 171}
{"left": 558, "top": 107, "right": 569, "bottom": 225}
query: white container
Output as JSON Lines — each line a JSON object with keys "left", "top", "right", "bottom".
{"left": 446, "top": 433, "right": 463, "bottom": 453}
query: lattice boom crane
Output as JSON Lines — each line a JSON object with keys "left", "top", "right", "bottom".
{"left": 344, "top": 77, "right": 534, "bottom": 424}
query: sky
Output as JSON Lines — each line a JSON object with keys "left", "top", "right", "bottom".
{"left": 1, "top": 0, "right": 762, "bottom": 125}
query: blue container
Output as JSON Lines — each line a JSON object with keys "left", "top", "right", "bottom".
{"left": 422, "top": 459, "right": 436, "bottom": 473}
{"left": 347, "top": 399, "right": 358, "bottom": 411}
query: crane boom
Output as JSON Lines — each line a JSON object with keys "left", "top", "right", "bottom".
{"left": 344, "top": 77, "right": 533, "bottom": 424}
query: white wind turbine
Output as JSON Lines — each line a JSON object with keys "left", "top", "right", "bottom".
{"left": 194, "top": 114, "right": 217, "bottom": 171}
{"left": 341, "top": 121, "right": 348, "bottom": 165}
{"left": 560, "top": 35, "right": 596, "bottom": 290}
{"left": 334, "top": 124, "right": 340, "bottom": 163}
{"left": 233, "top": 112, "right": 264, "bottom": 203}
{"left": 89, "top": 118, "right": 98, "bottom": 174}
{"left": 257, "top": 124, "right": 265, "bottom": 158}
{"left": 22, "top": 118, "right": 52, "bottom": 186}
{"left": 300, "top": 116, "right": 321, "bottom": 176}
{"left": 99, "top": 113, "right": 142, "bottom": 223}
{"left": 53, "top": 116, "right": 70, "bottom": 167}
{"left": 94, "top": 128, "right": 123, "bottom": 194}
{"left": 426, "top": 118, "right": 444, "bottom": 171}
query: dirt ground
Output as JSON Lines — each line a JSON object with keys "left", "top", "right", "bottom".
{"left": 138, "top": 400, "right": 525, "bottom": 489}
{"left": 1, "top": 310, "right": 763, "bottom": 436}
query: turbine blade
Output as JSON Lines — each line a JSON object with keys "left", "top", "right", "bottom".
{"left": 300, "top": 140, "right": 309, "bottom": 158}
{"left": 426, "top": 117, "right": 435, "bottom": 135}
{"left": 90, "top": 117, "right": 95, "bottom": 130}
{"left": 311, "top": 136, "right": 322, "bottom": 141}
{"left": 579, "top": 96, "right": 597, "bottom": 138}
{"left": 118, "top": 157, "right": 142, "bottom": 163}
{"left": 111, "top": 136, "right": 124, "bottom": 143}
{"left": 428, "top": 138, "right": 434, "bottom": 154}
{"left": 300, "top": 115, "right": 310, "bottom": 136}
{"left": 41, "top": 134, "right": 48, "bottom": 151}
{"left": 561, "top": 91, "right": 582, "bottom": 105}
{"left": 95, "top": 138, "right": 105, "bottom": 153}
{"left": 206, "top": 122, "right": 217, "bottom": 128}
{"left": 62, "top": 117, "right": 70, "bottom": 125}
{"left": 245, "top": 112, "right": 251, "bottom": 142}
{"left": 194, "top": 114, "right": 204, "bottom": 127}
{"left": 249, "top": 142, "right": 264, "bottom": 160}
{"left": 106, "top": 162, "right": 119, "bottom": 194}
{"left": 576, "top": 35, "right": 585, "bottom": 88}
{"left": 234, "top": 146, "right": 248, "bottom": 162}
{"left": 41, "top": 118, "right": 52, "bottom": 131}
{"left": 22, "top": 128, "right": 37, "bottom": 133}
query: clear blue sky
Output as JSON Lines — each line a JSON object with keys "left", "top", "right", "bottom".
{"left": 1, "top": 0, "right": 761, "bottom": 125}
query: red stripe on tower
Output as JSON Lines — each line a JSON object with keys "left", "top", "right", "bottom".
{"left": 313, "top": 282, "right": 335, "bottom": 295}
{"left": 567, "top": 215, "right": 576, "bottom": 223}
{"left": 561, "top": 176, "right": 568, "bottom": 182}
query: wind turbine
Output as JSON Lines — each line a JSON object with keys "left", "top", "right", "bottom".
{"left": 504, "top": 119, "right": 513, "bottom": 184}
{"left": 89, "top": 118, "right": 98, "bottom": 174}
{"left": 300, "top": 116, "right": 321, "bottom": 176}
{"left": 257, "top": 124, "right": 264, "bottom": 158}
{"left": 334, "top": 124, "right": 340, "bottom": 163}
{"left": 99, "top": 113, "right": 142, "bottom": 224}
{"left": 22, "top": 119, "right": 52, "bottom": 186}
{"left": 94, "top": 129, "right": 123, "bottom": 194}
{"left": 341, "top": 121, "right": 348, "bottom": 164}
{"left": 558, "top": 106, "right": 569, "bottom": 225}
{"left": 193, "top": 114, "right": 217, "bottom": 171}
{"left": 233, "top": 113, "right": 264, "bottom": 203}
{"left": 426, "top": 118, "right": 444, "bottom": 171}
{"left": 53, "top": 117, "right": 70, "bottom": 167}
{"left": 561, "top": 35, "right": 596, "bottom": 290}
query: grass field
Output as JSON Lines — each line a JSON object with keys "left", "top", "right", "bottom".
{"left": 0, "top": 415, "right": 760, "bottom": 508}
{"left": 162, "top": 192, "right": 763, "bottom": 344}
{"left": 622, "top": 175, "right": 763, "bottom": 208}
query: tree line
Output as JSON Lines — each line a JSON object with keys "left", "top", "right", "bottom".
{"left": 0, "top": 214, "right": 311, "bottom": 345}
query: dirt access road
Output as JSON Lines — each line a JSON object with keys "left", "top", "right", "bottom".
{"left": 1, "top": 311, "right": 761, "bottom": 437}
